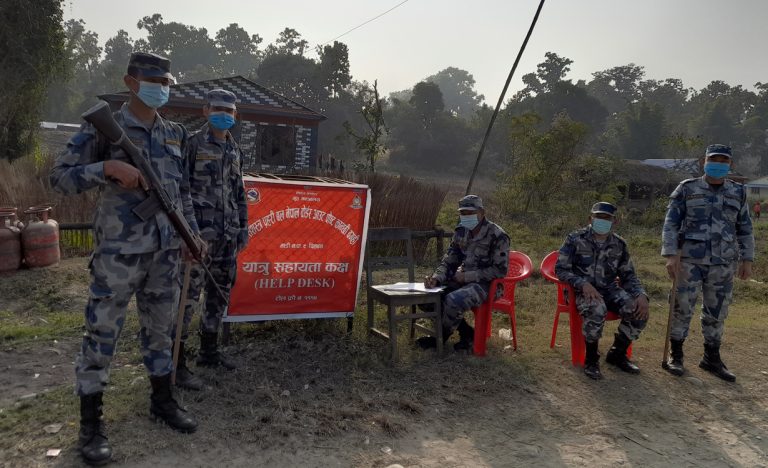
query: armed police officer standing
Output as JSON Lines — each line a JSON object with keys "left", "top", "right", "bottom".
{"left": 661, "top": 144, "right": 754, "bottom": 382}
{"left": 556, "top": 202, "right": 649, "bottom": 380}
{"left": 50, "top": 52, "right": 203, "bottom": 465}
{"left": 174, "top": 89, "right": 248, "bottom": 390}
{"left": 417, "top": 195, "right": 510, "bottom": 352}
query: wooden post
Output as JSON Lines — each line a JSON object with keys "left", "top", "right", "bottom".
{"left": 435, "top": 227, "right": 445, "bottom": 262}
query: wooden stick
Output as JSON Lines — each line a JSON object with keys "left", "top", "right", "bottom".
{"left": 661, "top": 257, "right": 680, "bottom": 370}
{"left": 172, "top": 260, "right": 193, "bottom": 385}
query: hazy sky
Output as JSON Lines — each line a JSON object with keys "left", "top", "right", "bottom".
{"left": 64, "top": 0, "right": 768, "bottom": 102}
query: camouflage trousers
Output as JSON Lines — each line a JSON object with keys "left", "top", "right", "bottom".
{"left": 76, "top": 249, "right": 180, "bottom": 396}
{"left": 180, "top": 237, "right": 237, "bottom": 340}
{"left": 442, "top": 282, "right": 488, "bottom": 332}
{"left": 671, "top": 261, "right": 735, "bottom": 345}
{"left": 576, "top": 285, "right": 647, "bottom": 342}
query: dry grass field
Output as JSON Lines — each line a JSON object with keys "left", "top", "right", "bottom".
{"left": 1, "top": 213, "right": 767, "bottom": 467}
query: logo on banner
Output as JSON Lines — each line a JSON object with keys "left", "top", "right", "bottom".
{"left": 350, "top": 195, "right": 363, "bottom": 209}
{"left": 246, "top": 188, "right": 261, "bottom": 204}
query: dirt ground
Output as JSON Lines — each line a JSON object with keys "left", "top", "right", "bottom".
{"left": 2, "top": 257, "right": 768, "bottom": 467}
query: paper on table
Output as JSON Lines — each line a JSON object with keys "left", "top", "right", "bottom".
{"left": 379, "top": 282, "right": 444, "bottom": 293}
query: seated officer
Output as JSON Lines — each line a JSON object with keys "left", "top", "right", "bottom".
{"left": 555, "top": 202, "right": 649, "bottom": 380}
{"left": 416, "top": 195, "right": 510, "bottom": 351}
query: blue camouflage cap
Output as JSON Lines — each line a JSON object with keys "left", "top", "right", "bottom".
{"left": 458, "top": 195, "right": 483, "bottom": 211}
{"left": 127, "top": 52, "right": 174, "bottom": 82}
{"left": 705, "top": 144, "right": 732, "bottom": 159}
{"left": 206, "top": 89, "right": 237, "bottom": 109}
{"left": 591, "top": 201, "right": 617, "bottom": 217}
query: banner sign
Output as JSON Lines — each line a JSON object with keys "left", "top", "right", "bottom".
{"left": 226, "top": 176, "right": 371, "bottom": 321}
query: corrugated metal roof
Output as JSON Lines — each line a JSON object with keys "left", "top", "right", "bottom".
{"left": 99, "top": 75, "right": 326, "bottom": 121}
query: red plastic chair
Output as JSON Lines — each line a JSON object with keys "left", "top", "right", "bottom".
{"left": 471, "top": 251, "right": 533, "bottom": 356}
{"left": 540, "top": 250, "right": 631, "bottom": 366}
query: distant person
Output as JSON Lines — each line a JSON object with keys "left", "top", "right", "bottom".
{"left": 416, "top": 195, "right": 510, "bottom": 352}
{"left": 50, "top": 52, "right": 202, "bottom": 465}
{"left": 555, "top": 202, "right": 649, "bottom": 380}
{"left": 174, "top": 89, "right": 249, "bottom": 391}
{"left": 753, "top": 200, "right": 761, "bottom": 220}
{"left": 661, "top": 144, "right": 753, "bottom": 382}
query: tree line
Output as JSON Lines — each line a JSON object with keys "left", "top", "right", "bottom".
{"left": 4, "top": 0, "right": 768, "bottom": 189}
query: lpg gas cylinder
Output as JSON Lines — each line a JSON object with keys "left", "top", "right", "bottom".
{"left": 21, "top": 205, "right": 60, "bottom": 268}
{"left": 0, "top": 210, "right": 22, "bottom": 272}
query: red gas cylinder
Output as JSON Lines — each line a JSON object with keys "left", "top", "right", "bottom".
{"left": 21, "top": 205, "right": 60, "bottom": 268}
{"left": 0, "top": 206, "right": 24, "bottom": 230}
{"left": 0, "top": 210, "right": 22, "bottom": 272}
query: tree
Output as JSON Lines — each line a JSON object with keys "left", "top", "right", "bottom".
{"left": 137, "top": 14, "right": 219, "bottom": 81}
{"left": 266, "top": 28, "right": 309, "bottom": 56}
{"left": 497, "top": 112, "right": 588, "bottom": 215}
{"left": 215, "top": 23, "right": 262, "bottom": 77}
{"left": 587, "top": 64, "right": 645, "bottom": 114}
{"left": 317, "top": 41, "right": 351, "bottom": 98}
{"left": 409, "top": 81, "right": 444, "bottom": 129}
{"left": 424, "top": 67, "right": 484, "bottom": 118}
{"left": 617, "top": 101, "right": 667, "bottom": 159}
{"left": 343, "top": 81, "right": 387, "bottom": 172}
{"left": 100, "top": 30, "right": 135, "bottom": 92}
{"left": 0, "top": 0, "right": 68, "bottom": 160}
{"left": 515, "top": 52, "right": 574, "bottom": 99}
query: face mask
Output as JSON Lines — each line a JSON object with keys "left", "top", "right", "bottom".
{"left": 459, "top": 214, "right": 479, "bottom": 230}
{"left": 591, "top": 218, "right": 613, "bottom": 235}
{"left": 209, "top": 112, "right": 236, "bottom": 130}
{"left": 134, "top": 80, "right": 169, "bottom": 108}
{"left": 703, "top": 161, "right": 730, "bottom": 179}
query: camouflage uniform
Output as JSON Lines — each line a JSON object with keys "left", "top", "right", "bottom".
{"left": 50, "top": 103, "right": 197, "bottom": 396}
{"left": 433, "top": 218, "right": 510, "bottom": 332}
{"left": 181, "top": 122, "right": 248, "bottom": 340}
{"left": 661, "top": 176, "right": 754, "bottom": 345}
{"left": 555, "top": 227, "right": 647, "bottom": 342}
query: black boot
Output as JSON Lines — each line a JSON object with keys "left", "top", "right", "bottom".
{"left": 416, "top": 325, "right": 452, "bottom": 350}
{"left": 175, "top": 342, "right": 204, "bottom": 391}
{"left": 149, "top": 374, "right": 198, "bottom": 433}
{"left": 196, "top": 331, "right": 236, "bottom": 370}
{"left": 605, "top": 333, "right": 641, "bottom": 374}
{"left": 453, "top": 319, "right": 475, "bottom": 352}
{"left": 584, "top": 340, "right": 603, "bottom": 380}
{"left": 699, "top": 343, "right": 736, "bottom": 382}
{"left": 79, "top": 392, "right": 111, "bottom": 466}
{"left": 665, "top": 339, "right": 685, "bottom": 376}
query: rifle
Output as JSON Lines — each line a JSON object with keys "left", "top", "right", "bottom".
{"left": 82, "top": 101, "right": 225, "bottom": 299}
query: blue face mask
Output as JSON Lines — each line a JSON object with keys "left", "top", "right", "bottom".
{"left": 208, "top": 112, "right": 236, "bottom": 130}
{"left": 591, "top": 218, "right": 613, "bottom": 235}
{"left": 135, "top": 80, "right": 169, "bottom": 109}
{"left": 459, "top": 214, "right": 479, "bottom": 230}
{"left": 703, "top": 161, "right": 730, "bottom": 179}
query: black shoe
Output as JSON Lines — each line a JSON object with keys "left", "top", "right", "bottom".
{"left": 149, "top": 374, "right": 198, "bottom": 433}
{"left": 197, "top": 331, "right": 237, "bottom": 370}
{"left": 175, "top": 343, "right": 204, "bottom": 391}
{"left": 79, "top": 392, "right": 112, "bottom": 466}
{"left": 584, "top": 340, "right": 603, "bottom": 380}
{"left": 605, "top": 333, "right": 640, "bottom": 374}
{"left": 699, "top": 343, "right": 736, "bottom": 382}
{"left": 584, "top": 362, "right": 603, "bottom": 380}
{"left": 664, "top": 339, "right": 685, "bottom": 376}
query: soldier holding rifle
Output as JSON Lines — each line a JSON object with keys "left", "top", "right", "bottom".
{"left": 50, "top": 52, "right": 205, "bottom": 465}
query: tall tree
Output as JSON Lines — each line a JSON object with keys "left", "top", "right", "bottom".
{"left": 100, "top": 29, "right": 135, "bottom": 91}
{"left": 617, "top": 100, "right": 667, "bottom": 159}
{"left": 317, "top": 41, "right": 351, "bottom": 98}
{"left": 587, "top": 64, "right": 645, "bottom": 115}
{"left": 215, "top": 23, "right": 262, "bottom": 77}
{"left": 424, "top": 67, "right": 484, "bottom": 118}
{"left": 1, "top": 0, "right": 68, "bottom": 159}
{"left": 515, "top": 52, "right": 574, "bottom": 99}
{"left": 137, "top": 14, "right": 219, "bottom": 81}
{"left": 409, "top": 81, "right": 444, "bottom": 129}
